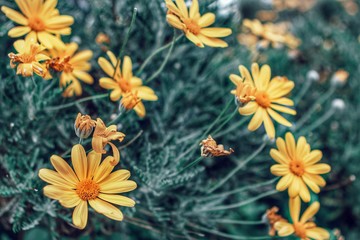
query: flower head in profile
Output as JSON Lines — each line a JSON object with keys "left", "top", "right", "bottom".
{"left": 45, "top": 42, "right": 93, "bottom": 97}
{"left": 265, "top": 206, "right": 288, "bottom": 236}
{"left": 8, "top": 38, "right": 49, "bottom": 77}
{"left": 274, "top": 197, "right": 330, "bottom": 240}
{"left": 270, "top": 132, "right": 331, "bottom": 202}
{"left": 74, "top": 113, "right": 96, "bottom": 139}
{"left": 230, "top": 76, "right": 257, "bottom": 106}
{"left": 200, "top": 135, "right": 234, "bottom": 157}
{"left": 165, "top": 0, "right": 232, "bottom": 48}
{"left": 38, "top": 144, "right": 137, "bottom": 229}
{"left": 120, "top": 91, "right": 141, "bottom": 111}
{"left": 92, "top": 118, "right": 125, "bottom": 166}
{"left": 98, "top": 51, "right": 158, "bottom": 117}
{"left": 231, "top": 63, "right": 296, "bottom": 139}
{"left": 1, "top": 0, "right": 74, "bottom": 49}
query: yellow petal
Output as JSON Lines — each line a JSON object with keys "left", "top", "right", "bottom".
{"left": 248, "top": 107, "right": 263, "bottom": 131}
{"left": 263, "top": 110, "right": 275, "bottom": 139}
{"left": 110, "top": 88, "right": 122, "bottom": 101}
{"left": 285, "top": 132, "right": 296, "bottom": 160}
{"left": 296, "top": 136, "right": 307, "bottom": 159}
{"left": 100, "top": 180, "right": 137, "bottom": 194}
{"left": 45, "top": 15, "right": 74, "bottom": 28}
{"left": 300, "top": 201, "right": 320, "bottom": 224}
{"left": 73, "top": 70, "right": 94, "bottom": 84}
{"left": 306, "top": 227, "right": 330, "bottom": 239}
{"left": 98, "top": 194, "right": 135, "bottom": 207}
{"left": 25, "top": 31, "right": 37, "bottom": 43}
{"left": 251, "top": 63, "right": 260, "bottom": 88}
{"left": 185, "top": 31, "right": 204, "bottom": 48}
{"left": 87, "top": 151, "right": 101, "bottom": 178}
{"left": 271, "top": 97, "right": 294, "bottom": 106}
{"left": 197, "top": 13, "right": 215, "bottom": 27}
{"left": 1, "top": 6, "right": 28, "bottom": 25}
{"left": 229, "top": 74, "right": 243, "bottom": 85}
{"left": 275, "top": 222, "right": 295, "bottom": 236}
{"left": 276, "top": 173, "right": 294, "bottom": 191}
{"left": 288, "top": 176, "right": 301, "bottom": 198}
{"left": 175, "top": 0, "right": 188, "bottom": 18}
{"left": 72, "top": 201, "right": 88, "bottom": 229}
{"left": 71, "top": 144, "right": 87, "bottom": 181}
{"left": 270, "top": 104, "right": 296, "bottom": 115}
{"left": 38, "top": 169, "right": 76, "bottom": 188}
{"left": 270, "top": 149, "right": 289, "bottom": 165}
{"left": 276, "top": 137, "right": 288, "bottom": 157}
{"left": 13, "top": 39, "right": 25, "bottom": 53}
{"left": 302, "top": 174, "right": 321, "bottom": 194}
{"left": 99, "top": 170, "right": 131, "bottom": 186}
{"left": 133, "top": 101, "right": 146, "bottom": 118}
{"left": 59, "top": 192, "right": 82, "bottom": 208}
{"left": 40, "top": 0, "right": 58, "bottom": 15}
{"left": 305, "top": 164, "right": 331, "bottom": 174}
{"left": 134, "top": 86, "right": 158, "bottom": 101}
{"left": 304, "top": 173, "right": 326, "bottom": 187}
{"left": 93, "top": 156, "right": 115, "bottom": 183}
{"left": 303, "top": 150, "right": 323, "bottom": 166}
{"left": 189, "top": 0, "right": 199, "bottom": 18}
{"left": 270, "top": 164, "right": 289, "bottom": 176}
{"left": 71, "top": 50, "right": 93, "bottom": 63}
{"left": 267, "top": 108, "right": 292, "bottom": 127}
{"left": 258, "top": 64, "right": 271, "bottom": 90}
{"left": 8, "top": 26, "right": 31, "bottom": 38}
{"left": 99, "top": 77, "right": 118, "bottom": 90}
{"left": 299, "top": 179, "right": 311, "bottom": 202}
{"left": 197, "top": 34, "right": 228, "bottom": 48}
{"left": 98, "top": 57, "right": 114, "bottom": 77}
{"left": 239, "top": 101, "right": 258, "bottom": 116}
{"left": 289, "top": 196, "right": 301, "bottom": 223}
{"left": 43, "top": 185, "right": 75, "bottom": 200}
{"left": 50, "top": 155, "right": 79, "bottom": 185}
{"left": 130, "top": 77, "right": 143, "bottom": 86}
{"left": 200, "top": 28, "right": 232, "bottom": 38}
{"left": 165, "top": 0, "right": 182, "bottom": 16}
{"left": 15, "top": 0, "right": 31, "bottom": 17}
{"left": 166, "top": 14, "right": 184, "bottom": 30}
{"left": 122, "top": 56, "right": 133, "bottom": 81}
{"left": 239, "top": 65, "right": 254, "bottom": 86}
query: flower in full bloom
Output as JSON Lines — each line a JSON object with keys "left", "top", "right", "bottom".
{"left": 274, "top": 197, "right": 330, "bottom": 239}
{"left": 8, "top": 38, "right": 49, "bottom": 77}
{"left": 200, "top": 135, "right": 234, "bottom": 157}
{"left": 98, "top": 51, "right": 158, "bottom": 117}
{"left": 1, "top": 0, "right": 74, "bottom": 49}
{"left": 165, "top": 0, "right": 232, "bottom": 48}
{"left": 45, "top": 42, "right": 93, "bottom": 97}
{"left": 231, "top": 63, "right": 296, "bottom": 139}
{"left": 38, "top": 144, "right": 137, "bottom": 229}
{"left": 270, "top": 132, "right": 331, "bottom": 202}
{"left": 74, "top": 113, "right": 96, "bottom": 139}
{"left": 92, "top": 118, "right": 125, "bottom": 166}
{"left": 230, "top": 75, "right": 257, "bottom": 106}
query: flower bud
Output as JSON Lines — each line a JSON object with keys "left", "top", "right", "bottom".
{"left": 74, "top": 113, "right": 96, "bottom": 139}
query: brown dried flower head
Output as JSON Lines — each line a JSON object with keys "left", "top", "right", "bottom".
{"left": 74, "top": 113, "right": 96, "bottom": 139}
{"left": 265, "top": 206, "right": 288, "bottom": 236}
{"left": 200, "top": 135, "right": 234, "bottom": 157}
{"left": 46, "top": 56, "right": 73, "bottom": 73}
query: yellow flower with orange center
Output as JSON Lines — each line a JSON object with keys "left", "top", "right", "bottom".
{"left": 98, "top": 51, "right": 158, "bottom": 118}
{"left": 274, "top": 197, "right": 330, "bottom": 240}
{"left": 231, "top": 63, "right": 296, "bottom": 139}
{"left": 8, "top": 38, "right": 49, "bottom": 77}
{"left": 270, "top": 132, "right": 331, "bottom": 202}
{"left": 46, "top": 42, "right": 94, "bottom": 97}
{"left": 92, "top": 118, "right": 125, "bottom": 166}
{"left": 1, "top": 0, "right": 74, "bottom": 49}
{"left": 165, "top": 0, "right": 232, "bottom": 48}
{"left": 38, "top": 144, "right": 137, "bottom": 229}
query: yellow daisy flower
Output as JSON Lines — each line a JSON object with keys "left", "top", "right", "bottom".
{"left": 45, "top": 42, "right": 93, "bottom": 97}
{"left": 38, "top": 144, "right": 137, "bottom": 230}
{"left": 8, "top": 38, "right": 49, "bottom": 77}
{"left": 230, "top": 63, "right": 296, "bottom": 139}
{"left": 98, "top": 51, "right": 158, "bottom": 117}
{"left": 1, "top": 0, "right": 74, "bottom": 49}
{"left": 165, "top": 0, "right": 232, "bottom": 48}
{"left": 274, "top": 197, "right": 330, "bottom": 240}
{"left": 270, "top": 132, "right": 331, "bottom": 202}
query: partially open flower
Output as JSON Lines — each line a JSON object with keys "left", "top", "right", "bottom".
{"left": 230, "top": 77, "right": 257, "bottom": 106}
{"left": 121, "top": 91, "right": 141, "bottom": 111}
{"left": 74, "top": 113, "right": 96, "bottom": 139}
{"left": 200, "top": 135, "right": 234, "bottom": 157}
{"left": 265, "top": 206, "right": 288, "bottom": 236}
{"left": 92, "top": 118, "right": 125, "bottom": 166}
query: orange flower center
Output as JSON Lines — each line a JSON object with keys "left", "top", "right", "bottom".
{"left": 118, "top": 79, "right": 132, "bottom": 92}
{"left": 183, "top": 18, "right": 201, "bottom": 35}
{"left": 76, "top": 179, "right": 100, "bottom": 201}
{"left": 289, "top": 160, "right": 305, "bottom": 176}
{"left": 28, "top": 16, "right": 46, "bottom": 31}
{"left": 293, "top": 222, "right": 307, "bottom": 238}
{"left": 255, "top": 90, "right": 271, "bottom": 108}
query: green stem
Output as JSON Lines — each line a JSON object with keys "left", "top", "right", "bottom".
{"left": 211, "top": 219, "right": 266, "bottom": 225}
{"left": 145, "top": 31, "right": 177, "bottom": 83}
{"left": 108, "top": 108, "right": 124, "bottom": 125}
{"left": 214, "top": 117, "right": 247, "bottom": 138}
{"left": 45, "top": 93, "right": 109, "bottom": 111}
{"left": 294, "top": 77, "right": 312, "bottom": 104}
{"left": 176, "top": 156, "right": 203, "bottom": 174}
{"left": 299, "top": 108, "right": 336, "bottom": 135}
{"left": 212, "top": 108, "right": 238, "bottom": 136}
{"left": 30, "top": 75, "right": 37, "bottom": 87}
{"left": 207, "top": 142, "right": 267, "bottom": 193}
{"left": 113, "top": 8, "right": 138, "bottom": 77}
{"left": 137, "top": 34, "right": 183, "bottom": 75}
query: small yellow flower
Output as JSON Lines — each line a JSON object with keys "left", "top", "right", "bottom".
{"left": 231, "top": 63, "right": 296, "bottom": 139}
{"left": 200, "top": 135, "right": 234, "bottom": 157}
{"left": 74, "top": 113, "right": 96, "bottom": 139}
{"left": 8, "top": 38, "right": 49, "bottom": 77}
{"left": 270, "top": 132, "right": 331, "bottom": 202}
{"left": 120, "top": 91, "right": 141, "bottom": 112}
{"left": 1, "top": 0, "right": 74, "bottom": 49}
{"left": 92, "top": 118, "right": 125, "bottom": 166}
{"left": 98, "top": 51, "right": 158, "bottom": 117}
{"left": 230, "top": 76, "right": 257, "bottom": 106}
{"left": 38, "top": 144, "right": 137, "bottom": 229}
{"left": 45, "top": 42, "right": 94, "bottom": 97}
{"left": 165, "top": 0, "right": 232, "bottom": 48}
{"left": 274, "top": 197, "right": 330, "bottom": 240}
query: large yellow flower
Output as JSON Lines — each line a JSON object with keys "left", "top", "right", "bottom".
{"left": 274, "top": 197, "right": 330, "bottom": 240}
{"left": 1, "top": 0, "right": 74, "bottom": 49}
{"left": 270, "top": 132, "right": 331, "bottom": 202}
{"left": 98, "top": 51, "right": 158, "bottom": 117}
{"left": 46, "top": 42, "right": 93, "bottom": 97}
{"left": 8, "top": 38, "right": 49, "bottom": 77}
{"left": 230, "top": 63, "right": 296, "bottom": 139}
{"left": 165, "top": 0, "right": 232, "bottom": 48}
{"left": 38, "top": 144, "right": 137, "bottom": 229}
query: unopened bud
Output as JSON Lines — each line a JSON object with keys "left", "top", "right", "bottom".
{"left": 74, "top": 113, "right": 96, "bottom": 139}
{"left": 306, "top": 70, "right": 319, "bottom": 82}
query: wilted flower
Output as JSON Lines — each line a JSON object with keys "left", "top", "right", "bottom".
{"left": 38, "top": 144, "right": 137, "bottom": 229}
{"left": 274, "top": 197, "right": 330, "bottom": 239}
{"left": 74, "top": 113, "right": 96, "bottom": 139}
{"left": 1, "top": 0, "right": 74, "bottom": 49}
{"left": 8, "top": 39, "right": 49, "bottom": 77}
{"left": 165, "top": 0, "right": 232, "bottom": 48}
{"left": 265, "top": 206, "right": 288, "bottom": 236}
{"left": 92, "top": 118, "right": 125, "bottom": 166}
{"left": 270, "top": 132, "right": 331, "bottom": 202}
{"left": 200, "top": 135, "right": 234, "bottom": 157}
{"left": 230, "top": 75, "right": 257, "bottom": 106}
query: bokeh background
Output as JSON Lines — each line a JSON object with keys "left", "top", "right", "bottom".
{"left": 0, "top": 0, "right": 359, "bottom": 239}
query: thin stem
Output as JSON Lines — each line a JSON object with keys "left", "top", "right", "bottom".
{"left": 137, "top": 34, "right": 183, "bottom": 75}
{"left": 212, "top": 108, "right": 238, "bottom": 136}
{"left": 119, "top": 130, "right": 143, "bottom": 150}
{"left": 145, "top": 30, "right": 177, "bottom": 83}
{"left": 214, "top": 117, "right": 247, "bottom": 138}
{"left": 176, "top": 156, "right": 203, "bottom": 174}
{"left": 30, "top": 75, "right": 37, "bottom": 87}
{"left": 44, "top": 93, "right": 109, "bottom": 111}
{"left": 40, "top": 78, "right": 57, "bottom": 97}
{"left": 195, "top": 190, "right": 278, "bottom": 213}
{"left": 298, "top": 108, "right": 335, "bottom": 135}
{"left": 113, "top": 8, "right": 138, "bottom": 77}
{"left": 207, "top": 142, "right": 267, "bottom": 193}
{"left": 294, "top": 77, "right": 312, "bottom": 104}
{"left": 211, "top": 219, "right": 266, "bottom": 225}
{"left": 187, "top": 223, "right": 273, "bottom": 240}
{"left": 108, "top": 108, "right": 124, "bottom": 125}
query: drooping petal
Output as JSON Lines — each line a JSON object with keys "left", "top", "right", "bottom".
{"left": 185, "top": 31, "right": 204, "bottom": 48}
{"left": 88, "top": 198, "right": 124, "bottom": 221}
{"left": 248, "top": 107, "right": 263, "bottom": 131}
{"left": 239, "top": 101, "right": 258, "bottom": 116}
{"left": 110, "top": 88, "right": 122, "bottom": 101}
{"left": 262, "top": 110, "right": 275, "bottom": 139}
{"left": 133, "top": 86, "right": 158, "bottom": 101}
{"left": 299, "top": 179, "right": 311, "bottom": 202}
{"left": 133, "top": 101, "right": 146, "bottom": 118}
{"left": 303, "top": 173, "right": 326, "bottom": 187}
{"left": 72, "top": 201, "right": 88, "bottom": 229}
{"left": 306, "top": 227, "right": 330, "bottom": 240}
{"left": 300, "top": 201, "right": 320, "bottom": 224}
{"left": 288, "top": 176, "right": 301, "bottom": 198}
{"left": 275, "top": 222, "right": 295, "bottom": 236}
{"left": 289, "top": 196, "right": 301, "bottom": 223}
